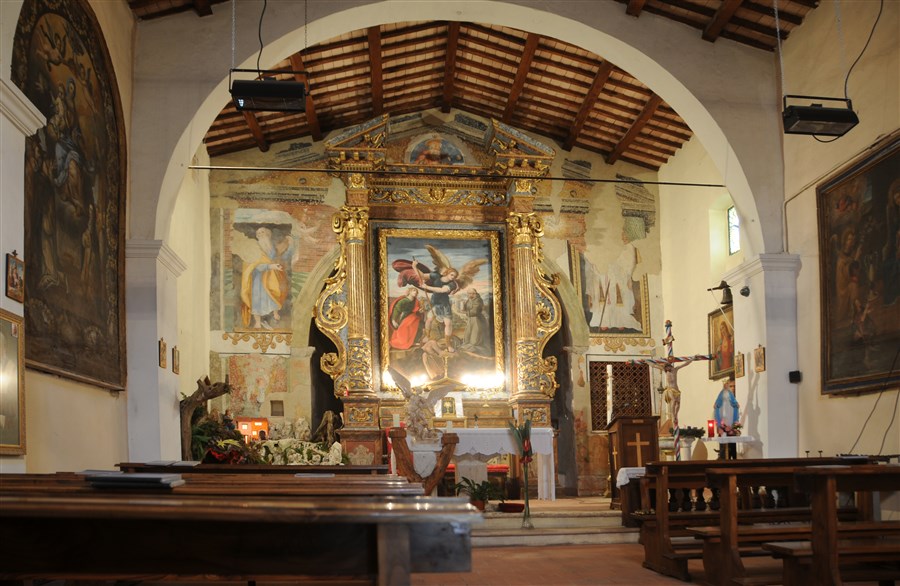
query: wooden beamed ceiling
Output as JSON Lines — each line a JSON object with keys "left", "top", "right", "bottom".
{"left": 127, "top": 1, "right": 818, "bottom": 171}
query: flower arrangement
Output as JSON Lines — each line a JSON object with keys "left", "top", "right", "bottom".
{"left": 508, "top": 419, "right": 534, "bottom": 529}
{"left": 202, "top": 438, "right": 264, "bottom": 464}
{"left": 720, "top": 422, "right": 743, "bottom": 436}
{"left": 675, "top": 426, "right": 707, "bottom": 439}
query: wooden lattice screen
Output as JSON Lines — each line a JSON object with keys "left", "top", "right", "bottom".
{"left": 589, "top": 361, "right": 652, "bottom": 431}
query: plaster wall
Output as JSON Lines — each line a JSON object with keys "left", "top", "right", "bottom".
{"left": 782, "top": 0, "right": 900, "bottom": 458}
{"left": 658, "top": 136, "right": 741, "bottom": 459}
{"left": 169, "top": 148, "right": 212, "bottom": 400}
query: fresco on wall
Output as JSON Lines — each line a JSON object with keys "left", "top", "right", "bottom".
{"left": 12, "top": 0, "right": 126, "bottom": 389}
{"left": 225, "top": 354, "right": 288, "bottom": 415}
{"left": 405, "top": 135, "right": 467, "bottom": 166}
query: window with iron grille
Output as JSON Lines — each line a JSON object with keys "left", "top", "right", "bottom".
{"left": 589, "top": 360, "right": 651, "bottom": 430}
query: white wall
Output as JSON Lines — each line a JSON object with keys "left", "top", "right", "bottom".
{"left": 169, "top": 149, "right": 212, "bottom": 400}
{"left": 783, "top": 0, "right": 900, "bottom": 458}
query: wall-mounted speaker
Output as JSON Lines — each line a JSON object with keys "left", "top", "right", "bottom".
{"left": 789, "top": 370, "right": 802, "bottom": 383}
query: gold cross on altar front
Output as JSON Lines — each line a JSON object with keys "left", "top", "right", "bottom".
{"left": 611, "top": 443, "right": 619, "bottom": 469}
{"left": 627, "top": 433, "right": 650, "bottom": 466}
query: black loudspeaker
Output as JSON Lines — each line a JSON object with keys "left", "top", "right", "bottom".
{"left": 789, "top": 370, "right": 802, "bottom": 383}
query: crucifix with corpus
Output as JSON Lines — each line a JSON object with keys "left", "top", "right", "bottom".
{"left": 629, "top": 320, "right": 712, "bottom": 460}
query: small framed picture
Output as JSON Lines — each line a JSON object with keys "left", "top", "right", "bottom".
{"left": 172, "top": 346, "right": 180, "bottom": 375}
{"left": 158, "top": 338, "right": 167, "bottom": 369}
{"left": 735, "top": 352, "right": 745, "bottom": 378}
{"left": 5, "top": 253, "right": 24, "bottom": 303}
{"left": 754, "top": 345, "right": 766, "bottom": 373}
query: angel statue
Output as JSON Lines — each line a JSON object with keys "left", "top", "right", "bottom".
{"left": 387, "top": 366, "right": 452, "bottom": 442}
{"left": 392, "top": 244, "right": 486, "bottom": 352}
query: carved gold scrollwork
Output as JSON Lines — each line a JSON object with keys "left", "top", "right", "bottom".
{"left": 348, "top": 406, "right": 376, "bottom": 426}
{"left": 507, "top": 211, "right": 544, "bottom": 245}
{"left": 315, "top": 206, "right": 370, "bottom": 393}
{"left": 522, "top": 406, "right": 550, "bottom": 425}
{"left": 340, "top": 337, "right": 373, "bottom": 395}
{"left": 348, "top": 173, "right": 367, "bottom": 190}
{"left": 222, "top": 332, "right": 292, "bottom": 353}
{"left": 594, "top": 336, "right": 655, "bottom": 353}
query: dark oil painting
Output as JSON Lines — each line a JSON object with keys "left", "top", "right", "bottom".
{"left": 818, "top": 134, "right": 900, "bottom": 395}
{"left": 12, "top": 0, "right": 126, "bottom": 389}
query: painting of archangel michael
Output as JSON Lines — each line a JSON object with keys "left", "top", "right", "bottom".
{"left": 378, "top": 228, "right": 505, "bottom": 389}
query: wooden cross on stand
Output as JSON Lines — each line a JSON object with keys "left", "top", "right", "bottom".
{"left": 611, "top": 442, "right": 619, "bottom": 470}
{"left": 627, "top": 433, "right": 650, "bottom": 467}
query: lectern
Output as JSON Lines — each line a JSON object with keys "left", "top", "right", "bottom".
{"left": 608, "top": 415, "right": 659, "bottom": 510}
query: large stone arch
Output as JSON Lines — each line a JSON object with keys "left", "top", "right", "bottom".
{"left": 133, "top": 0, "right": 781, "bottom": 256}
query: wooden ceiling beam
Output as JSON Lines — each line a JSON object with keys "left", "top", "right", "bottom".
{"left": 290, "top": 54, "right": 321, "bottom": 141}
{"left": 382, "top": 31, "right": 447, "bottom": 53}
{"left": 368, "top": 27, "right": 384, "bottom": 116}
{"left": 239, "top": 110, "right": 269, "bottom": 152}
{"left": 442, "top": 22, "right": 460, "bottom": 112}
{"left": 457, "top": 32, "right": 524, "bottom": 61}
{"left": 563, "top": 61, "right": 613, "bottom": 151}
{"left": 703, "top": 0, "right": 744, "bottom": 42}
{"left": 381, "top": 21, "right": 445, "bottom": 41}
{"left": 464, "top": 22, "right": 530, "bottom": 47}
{"left": 501, "top": 33, "right": 539, "bottom": 123}
{"left": 743, "top": 1, "right": 802, "bottom": 25}
{"left": 626, "top": 0, "right": 648, "bottom": 17}
{"left": 606, "top": 94, "right": 662, "bottom": 164}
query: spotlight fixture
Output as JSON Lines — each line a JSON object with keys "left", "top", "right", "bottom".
{"left": 782, "top": 95, "right": 859, "bottom": 137}
{"left": 740, "top": 286, "right": 751, "bottom": 298}
{"left": 229, "top": 69, "right": 307, "bottom": 112}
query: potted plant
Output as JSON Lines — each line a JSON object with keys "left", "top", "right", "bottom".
{"left": 453, "top": 477, "right": 503, "bottom": 511}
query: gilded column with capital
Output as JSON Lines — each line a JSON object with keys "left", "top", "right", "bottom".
{"left": 507, "top": 205, "right": 562, "bottom": 428}
{"left": 314, "top": 181, "right": 381, "bottom": 464}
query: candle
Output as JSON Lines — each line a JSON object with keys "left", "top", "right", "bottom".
{"left": 707, "top": 419, "right": 715, "bottom": 438}
{"left": 392, "top": 413, "right": 401, "bottom": 427}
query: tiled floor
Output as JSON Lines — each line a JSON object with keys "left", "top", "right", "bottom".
{"left": 411, "top": 543, "right": 692, "bottom": 585}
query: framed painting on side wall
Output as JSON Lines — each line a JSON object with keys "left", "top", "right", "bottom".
{"left": 818, "top": 132, "right": 900, "bottom": 395}
{"left": 0, "top": 309, "right": 26, "bottom": 455}
{"left": 708, "top": 305, "right": 734, "bottom": 380}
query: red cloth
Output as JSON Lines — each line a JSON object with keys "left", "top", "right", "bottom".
{"left": 389, "top": 295, "right": 422, "bottom": 350}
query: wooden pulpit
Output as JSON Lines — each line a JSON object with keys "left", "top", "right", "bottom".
{"left": 607, "top": 415, "right": 659, "bottom": 510}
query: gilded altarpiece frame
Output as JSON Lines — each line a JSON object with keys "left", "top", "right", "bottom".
{"left": 374, "top": 226, "right": 508, "bottom": 395}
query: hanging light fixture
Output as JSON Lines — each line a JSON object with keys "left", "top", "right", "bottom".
{"left": 774, "top": 0, "right": 883, "bottom": 139}
{"left": 228, "top": 0, "right": 307, "bottom": 112}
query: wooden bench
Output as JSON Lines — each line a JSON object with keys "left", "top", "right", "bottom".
{"left": 630, "top": 457, "right": 870, "bottom": 581}
{"left": 119, "top": 461, "right": 390, "bottom": 474}
{"left": 762, "top": 464, "right": 900, "bottom": 585}
{"left": 763, "top": 538, "right": 900, "bottom": 585}
{"left": 0, "top": 483, "right": 479, "bottom": 585}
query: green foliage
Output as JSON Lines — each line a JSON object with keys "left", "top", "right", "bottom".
{"left": 453, "top": 477, "right": 504, "bottom": 503}
{"left": 674, "top": 426, "right": 706, "bottom": 439}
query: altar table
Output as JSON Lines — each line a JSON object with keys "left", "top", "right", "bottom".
{"left": 450, "top": 427, "right": 555, "bottom": 500}
{"left": 702, "top": 435, "right": 755, "bottom": 459}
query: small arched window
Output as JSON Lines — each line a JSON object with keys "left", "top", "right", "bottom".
{"left": 727, "top": 206, "right": 741, "bottom": 255}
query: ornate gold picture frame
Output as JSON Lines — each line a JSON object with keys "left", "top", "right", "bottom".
{"left": 375, "top": 225, "right": 506, "bottom": 392}
{"left": 0, "top": 309, "right": 25, "bottom": 455}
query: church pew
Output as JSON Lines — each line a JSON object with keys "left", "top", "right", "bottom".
{"left": 0, "top": 490, "right": 480, "bottom": 585}
{"left": 630, "top": 457, "right": 870, "bottom": 581}
{"left": 692, "top": 465, "right": 883, "bottom": 585}
{"left": 773, "top": 464, "right": 900, "bottom": 585}
{"left": 0, "top": 471, "right": 425, "bottom": 497}
{"left": 118, "top": 461, "right": 390, "bottom": 474}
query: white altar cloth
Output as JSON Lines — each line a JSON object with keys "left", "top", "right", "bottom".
{"left": 616, "top": 466, "right": 645, "bottom": 488}
{"left": 449, "top": 427, "right": 555, "bottom": 501}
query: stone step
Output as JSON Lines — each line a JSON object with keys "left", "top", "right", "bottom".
{"left": 480, "top": 509, "right": 623, "bottom": 530}
{"left": 472, "top": 525, "right": 640, "bottom": 548}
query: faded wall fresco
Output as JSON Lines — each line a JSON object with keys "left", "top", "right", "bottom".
{"left": 208, "top": 108, "right": 661, "bottom": 493}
